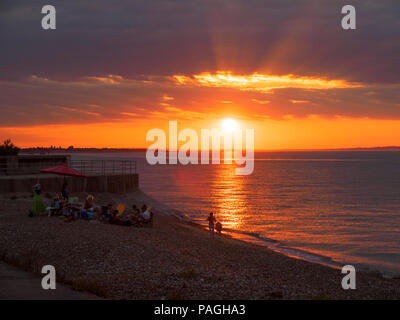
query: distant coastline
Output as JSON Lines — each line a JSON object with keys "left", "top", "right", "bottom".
{"left": 257, "top": 146, "right": 400, "bottom": 152}
{"left": 19, "top": 146, "right": 400, "bottom": 154}
{"left": 20, "top": 147, "right": 147, "bottom": 154}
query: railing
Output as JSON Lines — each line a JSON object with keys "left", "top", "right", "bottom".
{"left": 70, "top": 160, "right": 136, "bottom": 176}
{"left": 0, "top": 156, "right": 68, "bottom": 175}
{"left": 0, "top": 157, "right": 136, "bottom": 176}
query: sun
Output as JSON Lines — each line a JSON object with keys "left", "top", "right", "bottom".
{"left": 222, "top": 118, "right": 238, "bottom": 131}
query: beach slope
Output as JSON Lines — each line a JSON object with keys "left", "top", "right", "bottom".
{"left": 0, "top": 192, "right": 399, "bottom": 300}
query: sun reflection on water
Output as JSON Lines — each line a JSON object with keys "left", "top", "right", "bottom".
{"left": 210, "top": 164, "right": 248, "bottom": 230}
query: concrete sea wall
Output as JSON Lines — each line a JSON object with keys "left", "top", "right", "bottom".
{"left": 0, "top": 174, "right": 139, "bottom": 194}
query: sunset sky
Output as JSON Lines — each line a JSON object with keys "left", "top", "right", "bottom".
{"left": 0, "top": 0, "right": 399, "bottom": 150}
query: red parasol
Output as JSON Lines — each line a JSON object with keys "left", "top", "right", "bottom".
{"left": 40, "top": 164, "right": 87, "bottom": 178}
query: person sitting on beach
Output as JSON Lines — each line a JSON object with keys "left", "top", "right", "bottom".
{"left": 81, "top": 195, "right": 100, "bottom": 220}
{"left": 100, "top": 203, "right": 121, "bottom": 223}
{"left": 63, "top": 202, "right": 74, "bottom": 220}
{"left": 108, "top": 203, "right": 131, "bottom": 226}
{"left": 120, "top": 204, "right": 140, "bottom": 226}
{"left": 216, "top": 221, "right": 222, "bottom": 235}
{"left": 64, "top": 203, "right": 78, "bottom": 222}
{"left": 132, "top": 204, "right": 139, "bottom": 214}
{"left": 46, "top": 195, "right": 63, "bottom": 216}
{"left": 99, "top": 204, "right": 112, "bottom": 222}
{"left": 206, "top": 212, "right": 216, "bottom": 237}
{"left": 139, "top": 205, "right": 150, "bottom": 221}
{"left": 84, "top": 195, "right": 94, "bottom": 210}
{"left": 105, "top": 203, "right": 116, "bottom": 220}
{"left": 138, "top": 204, "right": 153, "bottom": 226}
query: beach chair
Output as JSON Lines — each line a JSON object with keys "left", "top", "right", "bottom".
{"left": 68, "top": 197, "right": 79, "bottom": 204}
{"left": 68, "top": 197, "right": 82, "bottom": 215}
{"left": 46, "top": 199, "right": 61, "bottom": 216}
{"left": 116, "top": 203, "right": 126, "bottom": 217}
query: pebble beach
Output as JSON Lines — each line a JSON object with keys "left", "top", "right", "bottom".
{"left": 0, "top": 191, "right": 399, "bottom": 300}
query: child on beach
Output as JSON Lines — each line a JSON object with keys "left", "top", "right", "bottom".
{"left": 216, "top": 221, "right": 222, "bottom": 235}
{"left": 206, "top": 212, "right": 216, "bottom": 237}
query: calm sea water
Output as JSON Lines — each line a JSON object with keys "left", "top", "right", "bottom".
{"left": 73, "top": 151, "right": 400, "bottom": 276}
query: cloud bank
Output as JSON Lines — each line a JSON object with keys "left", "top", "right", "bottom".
{"left": 0, "top": 0, "right": 399, "bottom": 126}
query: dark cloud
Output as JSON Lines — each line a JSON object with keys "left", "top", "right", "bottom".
{"left": 0, "top": 0, "right": 399, "bottom": 126}
{"left": 0, "top": 0, "right": 399, "bottom": 82}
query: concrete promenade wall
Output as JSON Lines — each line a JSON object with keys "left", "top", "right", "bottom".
{"left": 0, "top": 174, "right": 139, "bottom": 194}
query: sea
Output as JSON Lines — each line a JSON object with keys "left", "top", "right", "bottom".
{"left": 72, "top": 151, "right": 400, "bottom": 277}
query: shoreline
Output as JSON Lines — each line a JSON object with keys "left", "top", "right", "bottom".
{"left": 185, "top": 219, "right": 398, "bottom": 280}
{"left": 161, "top": 202, "right": 395, "bottom": 279}
{"left": 176, "top": 216, "right": 345, "bottom": 273}
{"left": 196, "top": 225, "right": 400, "bottom": 279}
{"left": 0, "top": 190, "right": 399, "bottom": 299}
{"left": 130, "top": 191, "right": 348, "bottom": 276}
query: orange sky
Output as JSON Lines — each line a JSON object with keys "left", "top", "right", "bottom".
{"left": 3, "top": 115, "right": 400, "bottom": 150}
{"left": 2, "top": 2, "right": 400, "bottom": 150}
{"left": 0, "top": 72, "right": 400, "bottom": 150}
{"left": 1, "top": 71, "right": 399, "bottom": 150}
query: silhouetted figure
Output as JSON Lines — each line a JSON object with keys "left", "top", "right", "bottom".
{"left": 31, "top": 183, "right": 45, "bottom": 216}
{"left": 62, "top": 181, "right": 69, "bottom": 201}
{"left": 206, "top": 212, "right": 216, "bottom": 237}
{"left": 216, "top": 221, "right": 222, "bottom": 235}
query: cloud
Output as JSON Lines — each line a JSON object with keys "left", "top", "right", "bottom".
{"left": 0, "top": 1, "right": 399, "bottom": 126}
{"left": 163, "top": 95, "right": 174, "bottom": 101}
{"left": 290, "top": 100, "right": 309, "bottom": 104}
{"left": 252, "top": 99, "right": 270, "bottom": 105}
{"left": 0, "top": 0, "right": 399, "bottom": 84}
{"left": 0, "top": 73, "right": 400, "bottom": 127}
{"left": 172, "top": 72, "right": 362, "bottom": 92}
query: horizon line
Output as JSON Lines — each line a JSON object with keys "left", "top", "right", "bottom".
{"left": 19, "top": 146, "right": 400, "bottom": 152}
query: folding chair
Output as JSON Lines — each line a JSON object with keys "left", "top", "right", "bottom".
{"left": 116, "top": 203, "right": 126, "bottom": 217}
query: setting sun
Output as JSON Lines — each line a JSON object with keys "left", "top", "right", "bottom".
{"left": 222, "top": 118, "right": 238, "bottom": 131}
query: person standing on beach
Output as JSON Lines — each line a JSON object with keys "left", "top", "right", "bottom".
{"left": 206, "top": 212, "right": 216, "bottom": 237}
{"left": 32, "top": 183, "right": 45, "bottom": 216}
{"left": 62, "top": 181, "right": 69, "bottom": 201}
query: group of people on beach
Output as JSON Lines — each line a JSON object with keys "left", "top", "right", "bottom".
{"left": 30, "top": 183, "right": 153, "bottom": 227}
{"left": 72, "top": 196, "right": 152, "bottom": 227}
{"left": 30, "top": 182, "right": 224, "bottom": 234}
